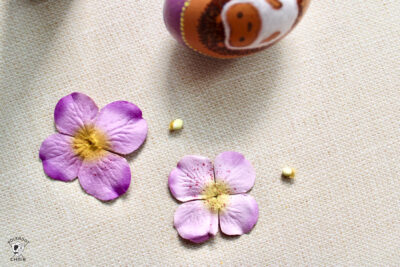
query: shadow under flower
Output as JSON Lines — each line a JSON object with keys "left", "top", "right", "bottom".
{"left": 178, "top": 233, "right": 217, "bottom": 250}
{"left": 220, "top": 234, "right": 241, "bottom": 241}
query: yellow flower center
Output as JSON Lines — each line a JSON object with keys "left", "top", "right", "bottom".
{"left": 202, "top": 182, "right": 230, "bottom": 213}
{"left": 72, "top": 125, "right": 109, "bottom": 161}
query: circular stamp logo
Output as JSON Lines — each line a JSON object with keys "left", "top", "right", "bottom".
{"left": 8, "top": 237, "right": 29, "bottom": 262}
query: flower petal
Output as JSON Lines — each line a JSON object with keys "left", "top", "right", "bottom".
{"left": 168, "top": 155, "right": 215, "bottom": 202}
{"left": 214, "top": 151, "right": 255, "bottom": 194}
{"left": 219, "top": 194, "right": 259, "bottom": 236}
{"left": 174, "top": 200, "right": 218, "bottom": 243}
{"left": 54, "top": 92, "right": 99, "bottom": 135}
{"left": 94, "top": 101, "right": 148, "bottom": 155}
{"left": 96, "top": 101, "right": 147, "bottom": 155}
{"left": 39, "top": 133, "right": 82, "bottom": 181}
{"left": 78, "top": 152, "right": 131, "bottom": 201}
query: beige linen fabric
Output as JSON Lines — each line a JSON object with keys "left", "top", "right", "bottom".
{"left": 1, "top": 0, "right": 399, "bottom": 266}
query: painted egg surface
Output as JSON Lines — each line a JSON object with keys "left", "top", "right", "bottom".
{"left": 164, "top": 0, "right": 310, "bottom": 58}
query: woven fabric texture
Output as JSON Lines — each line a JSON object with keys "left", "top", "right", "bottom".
{"left": 1, "top": 0, "right": 399, "bottom": 266}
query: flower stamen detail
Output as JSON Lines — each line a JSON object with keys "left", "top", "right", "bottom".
{"left": 72, "top": 125, "right": 109, "bottom": 160}
{"left": 203, "top": 182, "right": 230, "bottom": 212}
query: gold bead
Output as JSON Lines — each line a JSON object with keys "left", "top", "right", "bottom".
{"left": 282, "top": 166, "right": 295, "bottom": 179}
{"left": 169, "top": 119, "right": 183, "bottom": 131}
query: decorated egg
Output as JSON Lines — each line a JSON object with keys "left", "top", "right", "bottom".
{"left": 164, "top": 0, "right": 310, "bottom": 58}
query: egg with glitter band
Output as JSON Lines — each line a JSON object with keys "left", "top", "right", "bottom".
{"left": 163, "top": 0, "right": 310, "bottom": 58}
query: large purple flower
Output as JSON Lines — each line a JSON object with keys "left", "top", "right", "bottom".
{"left": 169, "top": 151, "right": 259, "bottom": 243}
{"left": 39, "top": 92, "right": 148, "bottom": 201}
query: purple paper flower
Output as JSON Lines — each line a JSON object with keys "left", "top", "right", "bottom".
{"left": 39, "top": 92, "right": 148, "bottom": 201}
{"left": 169, "top": 151, "right": 259, "bottom": 243}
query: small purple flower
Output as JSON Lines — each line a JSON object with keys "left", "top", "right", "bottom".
{"left": 169, "top": 151, "right": 259, "bottom": 243}
{"left": 39, "top": 92, "right": 148, "bottom": 201}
